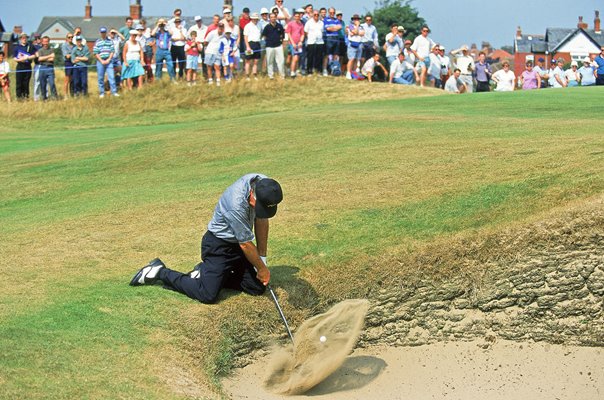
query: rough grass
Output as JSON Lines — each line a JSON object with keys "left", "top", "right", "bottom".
{"left": 1, "top": 82, "right": 603, "bottom": 399}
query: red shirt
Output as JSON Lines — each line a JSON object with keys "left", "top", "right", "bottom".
{"left": 204, "top": 23, "right": 217, "bottom": 39}
{"left": 239, "top": 15, "right": 251, "bottom": 31}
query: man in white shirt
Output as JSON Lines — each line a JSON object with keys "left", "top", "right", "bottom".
{"left": 204, "top": 23, "right": 225, "bottom": 85}
{"left": 273, "top": 0, "right": 291, "bottom": 26}
{"left": 384, "top": 24, "right": 403, "bottom": 65}
{"left": 169, "top": 17, "right": 187, "bottom": 80}
{"left": 188, "top": 16, "right": 207, "bottom": 45}
{"left": 304, "top": 10, "right": 324, "bottom": 74}
{"left": 438, "top": 45, "right": 452, "bottom": 89}
{"left": 410, "top": 25, "right": 436, "bottom": 87}
{"left": 445, "top": 68, "right": 467, "bottom": 93}
{"left": 244, "top": 13, "right": 262, "bottom": 80}
{"left": 451, "top": 44, "right": 474, "bottom": 92}
{"left": 389, "top": 52, "right": 417, "bottom": 85}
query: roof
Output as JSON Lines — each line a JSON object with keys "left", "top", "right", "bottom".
{"left": 0, "top": 18, "right": 5, "bottom": 32}
{"left": 515, "top": 34, "right": 547, "bottom": 53}
{"left": 489, "top": 49, "right": 513, "bottom": 60}
{"left": 36, "top": 16, "right": 213, "bottom": 40}
{"left": 544, "top": 28, "right": 574, "bottom": 51}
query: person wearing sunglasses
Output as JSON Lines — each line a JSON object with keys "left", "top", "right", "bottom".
{"left": 61, "top": 33, "right": 75, "bottom": 97}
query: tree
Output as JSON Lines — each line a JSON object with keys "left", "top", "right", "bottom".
{"left": 372, "top": 0, "right": 426, "bottom": 46}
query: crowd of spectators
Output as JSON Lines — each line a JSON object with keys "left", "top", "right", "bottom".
{"left": 3, "top": 2, "right": 604, "bottom": 102}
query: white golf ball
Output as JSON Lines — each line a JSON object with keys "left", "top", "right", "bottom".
{"left": 319, "top": 335, "right": 327, "bottom": 343}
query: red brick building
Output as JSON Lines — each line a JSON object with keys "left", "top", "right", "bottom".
{"left": 514, "top": 11, "right": 603, "bottom": 76}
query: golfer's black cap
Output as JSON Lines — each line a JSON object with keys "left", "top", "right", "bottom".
{"left": 255, "top": 178, "right": 283, "bottom": 219}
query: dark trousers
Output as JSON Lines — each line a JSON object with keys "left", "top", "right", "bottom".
{"left": 476, "top": 80, "right": 490, "bottom": 92}
{"left": 171, "top": 45, "right": 186, "bottom": 79}
{"left": 72, "top": 65, "right": 88, "bottom": 96}
{"left": 306, "top": 43, "right": 325, "bottom": 74}
{"left": 16, "top": 66, "right": 31, "bottom": 99}
{"left": 596, "top": 75, "right": 604, "bottom": 86}
{"left": 159, "top": 231, "right": 265, "bottom": 304}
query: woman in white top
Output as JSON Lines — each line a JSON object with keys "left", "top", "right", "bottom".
{"left": 492, "top": 61, "right": 516, "bottom": 92}
{"left": 122, "top": 30, "right": 146, "bottom": 90}
{"left": 565, "top": 61, "right": 580, "bottom": 87}
{"left": 0, "top": 51, "right": 11, "bottom": 102}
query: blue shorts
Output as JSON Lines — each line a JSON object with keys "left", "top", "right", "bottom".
{"left": 204, "top": 53, "right": 221, "bottom": 66}
{"left": 186, "top": 55, "right": 199, "bottom": 70}
{"left": 288, "top": 44, "right": 303, "bottom": 56}
{"left": 347, "top": 44, "right": 362, "bottom": 60}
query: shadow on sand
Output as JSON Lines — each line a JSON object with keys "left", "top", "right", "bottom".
{"left": 305, "top": 355, "right": 387, "bottom": 396}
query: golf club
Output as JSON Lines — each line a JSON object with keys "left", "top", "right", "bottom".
{"left": 267, "top": 284, "right": 295, "bottom": 344}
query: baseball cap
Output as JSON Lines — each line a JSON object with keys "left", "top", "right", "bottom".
{"left": 583, "top": 56, "right": 591, "bottom": 63}
{"left": 251, "top": 13, "right": 260, "bottom": 19}
{"left": 223, "top": 7, "right": 231, "bottom": 13}
{"left": 99, "top": 26, "right": 107, "bottom": 33}
{"left": 254, "top": 178, "right": 283, "bottom": 219}
{"left": 224, "top": 27, "right": 232, "bottom": 34}
{"left": 439, "top": 45, "right": 445, "bottom": 51}
{"left": 194, "top": 15, "right": 202, "bottom": 21}
{"left": 397, "top": 25, "right": 405, "bottom": 31}
{"left": 538, "top": 57, "right": 545, "bottom": 62}
{"left": 260, "top": 7, "right": 269, "bottom": 14}
{"left": 295, "top": 8, "right": 305, "bottom": 14}
{"left": 75, "top": 36, "right": 83, "bottom": 41}
{"left": 129, "top": 29, "right": 138, "bottom": 35}
{"left": 336, "top": 10, "right": 343, "bottom": 16}
{"left": 243, "top": 7, "right": 250, "bottom": 13}
{"left": 135, "top": 24, "right": 144, "bottom": 30}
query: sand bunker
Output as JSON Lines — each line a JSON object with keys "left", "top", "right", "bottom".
{"left": 264, "top": 299, "right": 370, "bottom": 395}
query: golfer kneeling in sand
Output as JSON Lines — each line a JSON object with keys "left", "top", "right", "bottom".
{"left": 130, "top": 173, "right": 283, "bottom": 303}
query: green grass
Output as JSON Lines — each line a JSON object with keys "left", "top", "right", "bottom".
{"left": 1, "top": 84, "right": 603, "bottom": 399}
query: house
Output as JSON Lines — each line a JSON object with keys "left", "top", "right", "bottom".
{"left": 514, "top": 11, "right": 603, "bottom": 76}
{"left": 35, "top": 0, "right": 215, "bottom": 53}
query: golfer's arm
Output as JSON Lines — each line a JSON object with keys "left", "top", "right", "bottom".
{"left": 254, "top": 218, "right": 269, "bottom": 257}
{"left": 239, "top": 241, "right": 267, "bottom": 272}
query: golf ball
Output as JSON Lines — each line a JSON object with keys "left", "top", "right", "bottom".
{"left": 319, "top": 336, "right": 327, "bottom": 343}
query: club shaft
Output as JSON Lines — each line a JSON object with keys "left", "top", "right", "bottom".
{"left": 268, "top": 285, "right": 295, "bottom": 344}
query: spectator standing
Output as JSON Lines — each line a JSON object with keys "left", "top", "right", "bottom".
{"left": 205, "top": 15, "right": 221, "bottom": 39}
{"left": 360, "top": 14, "right": 378, "bottom": 64}
{"left": 595, "top": 47, "right": 604, "bottom": 85}
{"left": 323, "top": 7, "right": 342, "bottom": 76}
{"left": 345, "top": 14, "right": 364, "bottom": 79}
{"left": 263, "top": 13, "right": 286, "bottom": 79}
{"left": 0, "top": 52, "right": 11, "bottom": 102}
{"left": 319, "top": 7, "right": 327, "bottom": 20}
{"left": 304, "top": 10, "right": 324, "bottom": 75}
{"left": 94, "top": 27, "right": 119, "bottom": 97}
{"left": 220, "top": 28, "right": 237, "bottom": 81}
{"left": 444, "top": 68, "right": 467, "bottom": 93}
{"left": 36, "top": 36, "right": 58, "bottom": 100}
{"left": 492, "top": 61, "right": 516, "bottom": 91}
{"left": 438, "top": 45, "right": 452, "bottom": 89}
{"left": 13, "top": 33, "right": 36, "bottom": 99}
{"left": 122, "top": 30, "right": 146, "bottom": 90}
{"left": 152, "top": 19, "right": 176, "bottom": 81}
{"left": 119, "top": 17, "right": 133, "bottom": 41}
{"left": 72, "top": 27, "right": 87, "bottom": 46}
{"left": 185, "top": 31, "right": 202, "bottom": 85}
{"left": 204, "top": 22, "right": 225, "bottom": 85}
{"left": 384, "top": 25, "right": 403, "bottom": 66}
{"left": 411, "top": 25, "right": 436, "bottom": 87}
{"left": 32, "top": 34, "right": 42, "bottom": 101}
{"left": 565, "top": 61, "right": 580, "bottom": 87}
{"left": 62, "top": 33, "right": 75, "bottom": 97}
{"left": 220, "top": 7, "right": 232, "bottom": 26}
{"left": 258, "top": 9, "right": 271, "bottom": 73}
{"left": 389, "top": 51, "right": 417, "bottom": 85}
{"left": 169, "top": 17, "right": 187, "bottom": 80}
{"left": 238, "top": 7, "right": 251, "bottom": 62}
{"left": 188, "top": 16, "right": 208, "bottom": 43}
{"left": 519, "top": 61, "right": 540, "bottom": 90}
{"left": 361, "top": 52, "right": 388, "bottom": 82}
{"left": 451, "top": 45, "right": 474, "bottom": 92}
{"left": 136, "top": 23, "right": 154, "bottom": 83}
{"left": 225, "top": 16, "right": 241, "bottom": 72}
{"left": 473, "top": 52, "right": 491, "bottom": 92}
{"left": 168, "top": 9, "right": 186, "bottom": 31}
{"left": 336, "top": 11, "right": 347, "bottom": 69}
{"left": 108, "top": 29, "right": 124, "bottom": 87}
{"left": 274, "top": 0, "right": 291, "bottom": 26}
{"left": 551, "top": 58, "right": 567, "bottom": 88}
{"left": 285, "top": 9, "right": 305, "bottom": 77}
{"left": 244, "top": 13, "right": 262, "bottom": 80}
{"left": 578, "top": 56, "right": 596, "bottom": 86}
{"left": 71, "top": 36, "right": 90, "bottom": 96}
{"left": 534, "top": 57, "right": 549, "bottom": 88}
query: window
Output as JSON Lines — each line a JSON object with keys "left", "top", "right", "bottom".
{"left": 570, "top": 53, "right": 588, "bottom": 61}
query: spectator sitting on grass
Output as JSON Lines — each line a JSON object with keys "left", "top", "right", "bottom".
{"left": 565, "top": 61, "right": 580, "bottom": 87}
{"left": 71, "top": 36, "right": 90, "bottom": 96}
{"left": 444, "top": 68, "right": 467, "bottom": 93}
{"left": 519, "top": 61, "right": 541, "bottom": 90}
{"left": 185, "top": 30, "right": 202, "bottom": 85}
{"left": 492, "top": 61, "right": 516, "bottom": 92}
{"left": 438, "top": 45, "right": 452, "bottom": 89}
{"left": 534, "top": 57, "right": 549, "bottom": 88}
{"left": 0, "top": 52, "right": 11, "bottom": 102}
{"left": 361, "top": 52, "right": 388, "bottom": 82}
{"left": 427, "top": 45, "right": 442, "bottom": 87}
{"left": 121, "top": 29, "right": 146, "bottom": 90}
{"left": 389, "top": 52, "right": 417, "bottom": 85}
{"left": 578, "top": 56, "right": 596, "bottom": 86}
{"left": 451, "top": 44, "right": 474, "bottom": 92}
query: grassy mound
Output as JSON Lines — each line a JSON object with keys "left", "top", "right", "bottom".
{"left": 1, "top": 81, "right": 603, "bottom": 399}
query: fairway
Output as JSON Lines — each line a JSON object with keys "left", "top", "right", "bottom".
{"left": 1, "top": 82, "right": 603, "bottom": 399}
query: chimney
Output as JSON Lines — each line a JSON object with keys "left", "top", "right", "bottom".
{"left": 595, "top": 10, "right": 601, "bottom": 34}
{"left": 130, "top": 0, "right": 142, "bottom": 20}
{"left": 84, "top": 0, "right": 92, "bottom": 21}
{"left": 577, "top": 16, "right": 588, "bottom": 30}
{"left": 516, "top": 26, "right": 522, "bottom": 39}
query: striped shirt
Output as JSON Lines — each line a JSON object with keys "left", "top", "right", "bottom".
{"left": 93, "top": 38, "right": 114, "bottom": 60}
